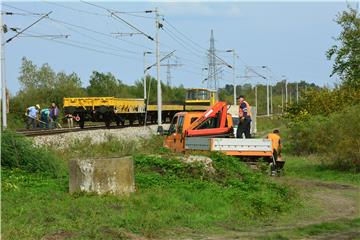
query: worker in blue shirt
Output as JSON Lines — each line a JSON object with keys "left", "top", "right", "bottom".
{"left": 25, "top": 104, "right": 40, "bottom": 129}
{"left": 236, "top": 95, "right": 252, "bottom": 138}
{"left": 40, "top": 108, "right": 51, "bottom": 129}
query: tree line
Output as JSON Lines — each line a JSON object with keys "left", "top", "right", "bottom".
{"left": 9, "top": 55, "right": 323, "bottom": 128}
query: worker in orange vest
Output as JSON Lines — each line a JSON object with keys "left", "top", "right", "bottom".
{"left": 267, "top": 129, "right": 284, "bottom": 176}
{"left": 237, "top": 95, "right": 252, "bottom": 138}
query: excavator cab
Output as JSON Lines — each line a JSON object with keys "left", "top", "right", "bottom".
{"left": 185, "top": 88, "right": 217, "bottom": 106}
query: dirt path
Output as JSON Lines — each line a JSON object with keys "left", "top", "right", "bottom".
{"left": 180, "top": 177, "right": 360, "bottom": 240}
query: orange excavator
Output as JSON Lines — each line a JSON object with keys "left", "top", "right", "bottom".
{"left": 161, "top": 101, "right": 273, "bottom": 159}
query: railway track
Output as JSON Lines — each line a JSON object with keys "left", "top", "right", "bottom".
{"left": 17, "top": 123, "right": 156, "bottom": 137}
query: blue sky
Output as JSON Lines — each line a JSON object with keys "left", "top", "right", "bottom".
{"left": 2, "top": 1, "right": 353, "bottom": 94}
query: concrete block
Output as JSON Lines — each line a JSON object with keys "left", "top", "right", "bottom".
{"left": 69, "top": 156, "right": 135, "bottom": 195}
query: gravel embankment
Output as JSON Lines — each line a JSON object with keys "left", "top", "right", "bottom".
{"left": 33, "top": 124, "right": 170, "bottom": 149}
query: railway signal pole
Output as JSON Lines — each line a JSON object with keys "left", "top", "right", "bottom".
{"left": 285, "top": 78, "right": 288, "bottom": 107}
{"left": 1, "top": 13, "right": 7, "bottom": 129}
{"left": 143, "top": 51, "right": 152, "bottom": 100}
{"left": 155, "top": 7, "right": 162, "bottom": 127}
{"left": 226, "top": 49, "right": 237, "bottom": 105}
{"left": 296, "top": 81, "right": 299, "bottom": 103}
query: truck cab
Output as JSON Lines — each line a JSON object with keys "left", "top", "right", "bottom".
{"left": 163, "top": 103, "right": 234, "bottom": 153}
{"left": 164, "top": 112, "right": 202, "bottom": 152}
{"left": 162, "top": 102, "right": 273, "bottom": 159}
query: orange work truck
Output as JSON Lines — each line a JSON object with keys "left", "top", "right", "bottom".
{"left": 160, "top": 102, "right": 273, "bottom": 159}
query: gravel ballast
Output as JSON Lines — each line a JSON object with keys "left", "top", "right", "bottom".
{"left": 33, "top": 124, "right": 170, "bottom": 149}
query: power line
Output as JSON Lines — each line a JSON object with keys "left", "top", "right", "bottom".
{"left": 2, "top": 3, "right": 46, "bottom": 16}
{"left": 1, "top": 11, "right": 43, "bottom": 16}
{"left": 47, "top": 18, "right": 141, "bottom": 55}
{"left": 32, "top": 34, "right": 142, "bottom": 60}
{"left": 6, "top": 11, "right": 52, "bottom": 44}
{"left": 81, "top": 0, "right": 154, "bottom": 41}
{"left": 42, "top": 1, "right": 108, "bottom": 16}
{"left": 163, "top": 18, "right": 206, "bottom": 51}
{"left": 162, "top": 28, "right": 204, "bottom": 59}
{"left": 163, "top": 17, "right": 232, "bottom": 69}
{"left": 46, "top": 17, "right": 152, "bottom": 51}
{"left": 43, "top": 1, "right": 155, "bottom": 20}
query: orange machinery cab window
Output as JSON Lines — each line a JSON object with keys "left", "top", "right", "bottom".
{"left": 165, "top": 114, "right": 186, "bottom": 152}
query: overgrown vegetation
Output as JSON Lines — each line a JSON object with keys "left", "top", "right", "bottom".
{"left": 284, "top": 6, "right": 360, "bottom": 172}
{"left": 1, "top": 130, "right": 64, "bottom": 177}
{"left": 1, "top": 133, "right": 297, "bottom": 239}
{"left": 284, "top": 155, "right": 360, "bottom": 185}
{"left": 285, "top": 105, "right": 360, "bottom": 172}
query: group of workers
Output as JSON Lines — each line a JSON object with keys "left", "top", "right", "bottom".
{"left": 25, "top": 102, "right": 59, "bottom": 129}
{"left": 237, "top": 95, "right": 284, "bottom": 176}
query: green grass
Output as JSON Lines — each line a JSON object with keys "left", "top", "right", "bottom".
{"left": 2, "top": 131, "right": 359, "bottom": 239}
{"left": 1, "top": 134, "right": 298, "bottom": 239}
{"left": 255, "top": 116, "right": 284, "bottom": 137}
{"left": 284, "top": 155, "right": 360, "bottom": 185}
{"left": 257, "top": 218, "right": 360, "bottom": 240}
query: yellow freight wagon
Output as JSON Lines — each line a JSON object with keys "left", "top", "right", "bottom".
{"left": 63, "top": 88, "right": 218, "bottom": 128}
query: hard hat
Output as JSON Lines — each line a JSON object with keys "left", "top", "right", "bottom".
{"left": 36, "top": 104, "right": 40, "bottom": 109}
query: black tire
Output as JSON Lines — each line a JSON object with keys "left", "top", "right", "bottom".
{"left": 105, "top": 120, "right": 111, "bottom": 128}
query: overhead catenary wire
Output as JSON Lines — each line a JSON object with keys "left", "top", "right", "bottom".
{"left": 1, "top": 11, "right": 44, "bottom": 16}
{"left": 162, "top": 17, "right": 232, "bottom": 69}
{"left": 2, "top": 3, "right": 46, "bottom": 16}
{"left": 4, "top": 3, "right": 154, "bottom": 51}
{"left": 42, "top": 0, "right": 108, "bottom": 16}
{"left": 162, "top": 28, "right": 204, "bottom": 59}
{"left": 30, "top": 33, "right": 143, "bottom": 60}
{"left": 47, "top": 18, "right": 141, "bottom": 55}
{"left": 81, "top": 0, "right": 154, "bottom": 41}
{"left": 46, "top": 17, "right": 153, "bottom": 51}
{"left": 6, "top": 11, "right": 52, "bottom": 44}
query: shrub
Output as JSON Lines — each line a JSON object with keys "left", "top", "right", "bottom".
{"left": 284, "top": 87, "right": 360, "bottom": 121}
{"left": 1, "top": 130, "right": 63, "bottom": 176}
{"left": 285, "top": 105, "right": 360, "bottom": 172}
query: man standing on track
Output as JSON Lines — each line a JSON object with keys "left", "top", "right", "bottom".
{"left": 25, "top": 104, "right": 40, "bottom": 129}
{"left": 50, "top": 102, "right": 59, "bottom": 128}
{"left": 236, "top": 95, "right": 252, "bottom": 138}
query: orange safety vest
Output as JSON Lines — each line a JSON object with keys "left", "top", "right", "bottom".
{"left": 267, "top": 133, "right": 281, "bottom": 153}
{"left": 239, "top": 100, "right": 252, "bottom": 118}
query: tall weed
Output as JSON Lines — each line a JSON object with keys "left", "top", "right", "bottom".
{"left": 285, "top": 105, "right": 360, "bottom": 172}
{"left": 1, "top": 130, "right": 63, "bottom": 176}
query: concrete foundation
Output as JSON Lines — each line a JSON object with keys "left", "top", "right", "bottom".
{"left": 69, "top": 156, "right": 135, "bottom": 196}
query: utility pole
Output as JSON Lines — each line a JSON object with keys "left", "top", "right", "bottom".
{"left": 143, "top": 51, "right": 152, "bottom": 100}
{"left": 1, "top": 13, "right": 7, "bottom": 128}
{"left": 1, "top": 11, "right": 51, "bottom": 129}
{"left": 224, "top": 49, "right": 237, "bottom": 105}
{"left": 270, "top": 85, "right": 273, "bottom": 114}
{"left": 231, "top": 50, "right": 236, "bottom": 105}
{"left": 289, "top": 90, "right": 292, "bottom": 105}
{"left": 296, "top": 81, "right": 299, "bottom": 103}
{"left": 254, "top": 84, "right": 258, "bottom": 112}
{"left": 155, "top": 7, "right": 161, "bottom": 127}
{"left": 281, "top": 87, "right": 284, "bottom": 113}
{"left": 266, "top": 78, "right": 270, "bottom": 116}
{"left": 264, "top": 66, "right": 271, "bottom": 116}
{"left": 285, "top": 78, "right": 288, "bottom": 107}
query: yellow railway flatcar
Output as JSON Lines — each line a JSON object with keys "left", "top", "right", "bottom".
{"left": 63, "top": 88, "right": 217, "bottom": 128}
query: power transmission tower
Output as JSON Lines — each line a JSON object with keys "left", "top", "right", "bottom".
{"left": 207, "top": 30, "right": 218, "bottom": 95}
{"left": 160, "top": 58, "right": 182, "bottom": 86}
